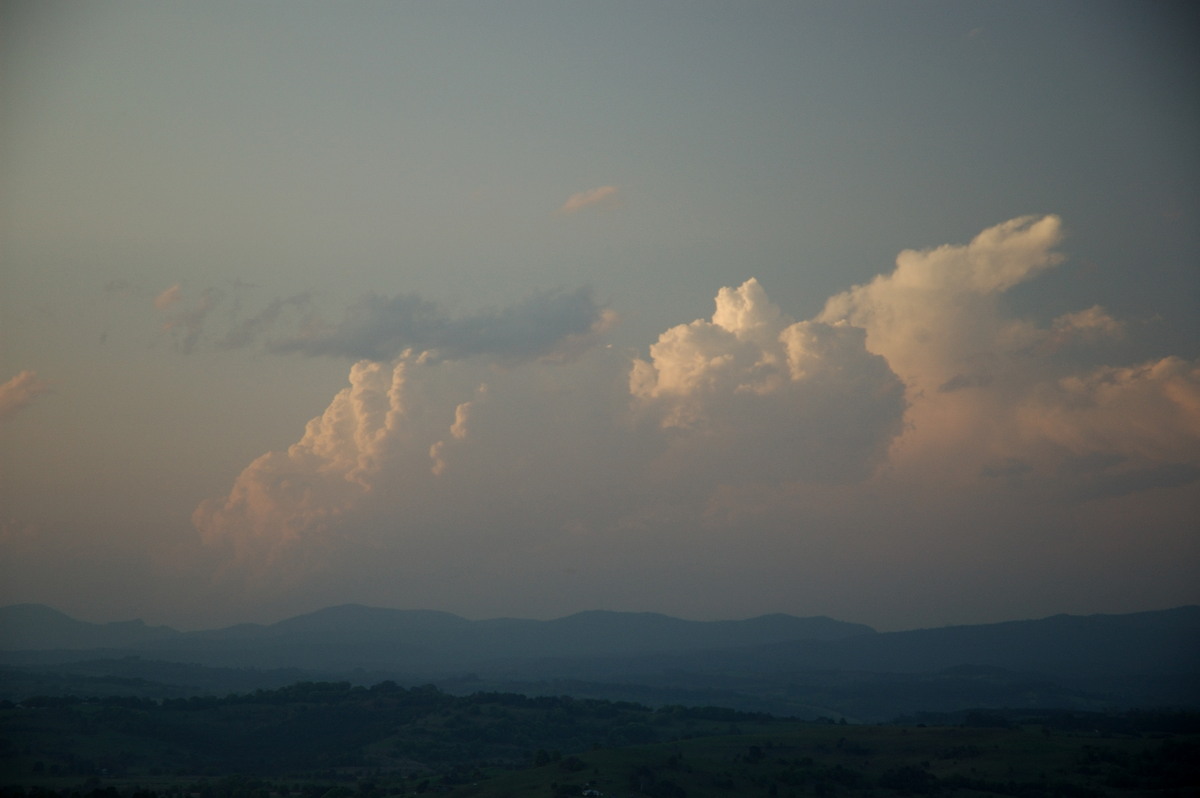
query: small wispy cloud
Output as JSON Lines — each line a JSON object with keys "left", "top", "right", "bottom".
{"left": 557, "top": 185, "right": 620, "bottom": 214}
{"left": 0, "top": 370, "right": 51, "bottom": 423}
{"left": 219, "top": 293, "right": 313, "bottom": 350}
{"left": 156, "top": 286, "right": 226, "bottom": 354}
{"left": 154, "top": 284, "right": 183, "bottom": 311}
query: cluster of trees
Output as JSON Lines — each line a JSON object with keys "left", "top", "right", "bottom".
{"left": 5, "top": 682, "right": 1199, "bottom": 797}
{"left": 3, "top": 681, "right": 784, "bottom": 785}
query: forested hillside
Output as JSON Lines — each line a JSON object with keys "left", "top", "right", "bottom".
{"left": 2, "top": 681, "right": 1198, "bottom": 797}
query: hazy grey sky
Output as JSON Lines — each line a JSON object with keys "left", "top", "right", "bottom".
{"left": 2, "top": 1, "right": 1197, "bottom": 631}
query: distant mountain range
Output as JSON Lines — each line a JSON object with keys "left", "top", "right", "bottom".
{"left": 644, "top": 606, "right": 1200, "bottom": 677}
{"left": 0, "top": 603, "right": 873, "bottom": 671}
{"left": 2, "top": 603, "right": 1197, "bottom": 720}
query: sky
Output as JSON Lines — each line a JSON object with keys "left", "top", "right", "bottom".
{"left": 1, "top": 1, "right": 1197, "bottom": 633}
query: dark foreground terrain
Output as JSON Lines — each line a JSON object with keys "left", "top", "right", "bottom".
{"left": 2, "top": 681, "right": 1198, "bottom": 797}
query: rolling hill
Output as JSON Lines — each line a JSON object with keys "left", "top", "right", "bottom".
{"left": 2, "top": 604, "right": 1196, "bottom": 720}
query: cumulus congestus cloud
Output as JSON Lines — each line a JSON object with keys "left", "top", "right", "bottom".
{"left": 630, "top": 278, "right": 907, "bottom": 483}
{"left": 192, "top": 358, "right": 412, "bottom": 571}
{"left": 192, "top": 216, "right": 1200, "bottom": 599}
{"left": 192, "top": 279, "right": 908, "bottom": 581}
{"left": 818, "top": 214, "right": 1067, "bottom": 398}
{"left": 816, "top": 214, "right": 1200, "bottom": 498}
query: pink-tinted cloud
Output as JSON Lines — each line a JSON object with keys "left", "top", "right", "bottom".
{"left": 0, "top": 371, "right": 50, "bottom": 423}
{"left": 193, "top": 359, "right": 410, "bottom": 570}
{"left": 819, "top": 214, "right": 1066, "bottom": 398}
{"left": 816, "top": 214, "right": 1200, "bottom": 499}
{"left": 557, "top": 185, "right": 620, "bottom": 214}
{"left": 157, "top": 286, "right": 226, "bottom": 353}
{"left": 1037, "top": 305, "right": 1125, "bottom": 353}
{"left": 1020, "top": 356, "right": 1200, "bottom": 468}
{"left": 630, "top": 278, "right": 906, "bottom": 483}
{"left": 190, "top": 217, "right": 1199, "bottom": 623}
{"left": 429, "top": 392, "right": 482, "bottom": 476}
{"left": 153, "top": 284, "right": 183, "bottom": 310}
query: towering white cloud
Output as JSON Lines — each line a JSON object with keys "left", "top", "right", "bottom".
{"left": 816, "top": 214, "right": 1200, "bottom": 497}
{"left": 193, "top": 358, "right": 411, "bottom": 568}
{"left": 190, "top": 216, "right": 1199, "bottom": 621}
{"left": 631, "top": 278, "right": 906, "bottom": 483}
{"left": 429, "top": 392, "right": 482, "bottom": 476}
{"left": 819, "top": 215, "right": 1066, "bottom": 398}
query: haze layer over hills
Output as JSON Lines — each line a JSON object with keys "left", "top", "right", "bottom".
{"left": 2, "top": 604, "right": 1196, "bottom": 721}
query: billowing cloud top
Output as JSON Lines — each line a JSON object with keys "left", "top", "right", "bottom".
{"left": 819, "top": 214, "right": 1066, "bottom": 397}
{"left": 630, "top": 278, "right": 907, "bottom": 483}
{"left": 272, "top": 287, "right": 610, "bottom": 363}
{"left": 193, "top": 358, "right": 412, "bottom": 569}
{"left": 190, "top": 216, "right": 1200, "bottom": 617}
{"left": 815, "top": 214, "right": 1200, "bottom": 499}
